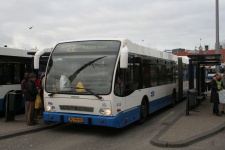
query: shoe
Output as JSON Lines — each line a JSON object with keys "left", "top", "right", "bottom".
{"left": 213, "top": 110, "right": 221, "bottom": 116}
{"left": 215, "top": 113, "right": 221, "bottom": 116}
{"left": 213, "top": 112, "right": 221, "bottom": 116}
{"left": 221, "top": 111, "right": 225, "bottom": 114}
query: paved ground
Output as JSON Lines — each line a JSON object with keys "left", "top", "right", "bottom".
{"left": 0, "top": 114, "right": 59, "bottom": 140}
{"left": 1, "top": 94, "right": 225, "bottom": 148}
{"left": 151, "top": 94, "right": 225, "bottom": 148}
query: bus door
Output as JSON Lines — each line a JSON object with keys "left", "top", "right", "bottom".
{"left": 123, "top": 56, "right": 141, "bottom": 112}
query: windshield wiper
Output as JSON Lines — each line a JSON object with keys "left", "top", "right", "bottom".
{"left": 68, "top": 56, "right": 107, "bottom": 83}
{"left": 48, "top": 91, "right": 59, "bottom": 97}
{"left": 76, "top": 87, "right": 104, "bottom": 100}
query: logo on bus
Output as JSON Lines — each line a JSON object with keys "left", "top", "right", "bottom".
{"left": 102, "top": 103, "right": 107, "bottom": 107}
{"left": 151, "top": 91, "right": 155, "bottom": 97}
{"left": 48, "top": 102, "right": 53, "bottom": 105}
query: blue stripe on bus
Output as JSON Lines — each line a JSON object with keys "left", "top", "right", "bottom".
{"left": 149, "top": 95, "right": 172, "bottom": 113}
{"left": 0, "top": 98, "right": 3, "bottom": 111}
{"left": 43, "top": 107, "right": 140, "bottom": 128}
{"left": 44, "top": 111, "right": 126, "bottom": 128}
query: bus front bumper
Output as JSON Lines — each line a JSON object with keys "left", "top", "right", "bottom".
{"left": 43, "top": 111, "right": 124, "bottom": 128}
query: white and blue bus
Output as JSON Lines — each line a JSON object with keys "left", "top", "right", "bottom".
{"left": 35, "top": 38, "right": 185, "bottom": 128}
{"left": 0, "top": 47, "right": 33, "bottom": 115}
{"left": 0, "top": 47, "right": 49, "bottom": 115}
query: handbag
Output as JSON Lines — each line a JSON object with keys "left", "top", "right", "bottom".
{"left": 35, "top": 93, "right": 42, "bottom": 109}
{"left": 218, "top": 90, "right": 225, "bottom": 104}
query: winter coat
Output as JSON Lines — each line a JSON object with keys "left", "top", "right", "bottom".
{"left": 210, "top": 78, "right": 223, "bottom": 103}
{"left": 25, "top": 80, "right": 38, "bottom": 101}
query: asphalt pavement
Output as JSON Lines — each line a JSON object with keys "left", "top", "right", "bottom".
{"left": 0, "top": 114, "right": 59, "bottom": 140}
{"left": 1, "top": 92, "right": 225, "bottom": 148}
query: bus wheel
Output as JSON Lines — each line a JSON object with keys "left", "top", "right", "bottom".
{"left": 137, "top": 99, "right": 148, "bottom": 125}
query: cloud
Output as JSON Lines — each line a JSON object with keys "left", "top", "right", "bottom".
{"left": 0, "top": 0, "right": 225, "bottom": 50}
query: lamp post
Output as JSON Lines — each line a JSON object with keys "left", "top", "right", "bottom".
{"left": 215, "top": 0, "right": 220, "bottom": 72}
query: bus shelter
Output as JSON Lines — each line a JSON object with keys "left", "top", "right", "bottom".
{"left": 187, "top": 54, "right": 222, "bottom": 115}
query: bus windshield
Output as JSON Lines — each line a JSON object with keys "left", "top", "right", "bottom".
{"left": 46, "top": 40, "right": 121, "bottom": 95}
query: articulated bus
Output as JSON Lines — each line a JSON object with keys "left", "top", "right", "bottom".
{"left": 35, "top": 38, "right": 186, "bottom": 128}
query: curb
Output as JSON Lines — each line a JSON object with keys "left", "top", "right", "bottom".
{"left": 151, "top": 112, "right": 225, "bottom": 148}
{"left": 0, "top": 123, "right": 61, "bottom": 140}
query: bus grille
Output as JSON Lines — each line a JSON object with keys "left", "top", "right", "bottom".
{"left": 59, "top": 105, "right": 94, "bottom": 112}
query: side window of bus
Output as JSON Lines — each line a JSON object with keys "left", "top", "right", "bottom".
{"left": 142, "top": 59, "right": 150, "bottom": 88}
{"left": 167, "top": 65, "right": 173, "bottom": 83}
{"left": 0, "top": 63, "right": 4, "bottom": 84}
{"left": 13, "top": 63, "right": 20, "bottom": 84}
{"left": 150, "top": 65, "right": 159, "bottom": 87}
{"left": 158, "top": 65, "right": 168, "bottom": 85}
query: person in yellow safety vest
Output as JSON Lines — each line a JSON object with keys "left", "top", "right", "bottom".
{"left": 210, "top": 73, "right": 223, "bottom": 116}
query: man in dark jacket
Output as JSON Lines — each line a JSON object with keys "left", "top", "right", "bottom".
{"left": 25, "top": 73, "right": 38, "bottom": 126}
{"left": 210, "top": 73, "right": 223, "bottom": 116}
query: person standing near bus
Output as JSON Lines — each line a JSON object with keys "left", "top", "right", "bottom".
{"left": 210, "top": 73, "right": 223, "bottom": 116}
{"left": 38, "top": 72, "right": 45, "bottom": 118}
{"left": 221, "top": 72, "right": 225, "bottom": 114}
{"left": 21, "top": 72, "right": 29, "bottom": 118}
{"left": 25, "top": 73, "right": 38, "bottom": 126}
{"left": 34, "top": 73, "right": 45, "bottom": 119}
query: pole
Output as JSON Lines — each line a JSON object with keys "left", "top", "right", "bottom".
{"left": 215, "top": 0, "right": 220, "bottom": 73}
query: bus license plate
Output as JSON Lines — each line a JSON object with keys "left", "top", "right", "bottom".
{"left": 68, "top": 117, "right": 84, "bottom": 123}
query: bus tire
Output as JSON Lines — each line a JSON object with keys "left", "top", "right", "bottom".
{"left": 137, "top": 98, "right": 149, "bottom": 125}
{"left": 171, "top": 90, "right": 176, "bottom": 107}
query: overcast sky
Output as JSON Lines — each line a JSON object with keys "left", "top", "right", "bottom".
{"left": 0, "top": 0, "right": 225, "bottom": 51}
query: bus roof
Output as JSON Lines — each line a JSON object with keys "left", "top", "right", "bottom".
{"left": 178, "top": 56, "right": 189, "bottom": 64}
{"left": 125, "top": 40, "right": 178, "bottom": 62}
{"left": 0, "top": 47, "right": 33, "bottom": 57}
{"left": 54, "top": 38, "right": 178, "bottom": 62}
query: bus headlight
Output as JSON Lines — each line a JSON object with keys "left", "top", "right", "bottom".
{"left": 99, "top": 108, "right": 111, "bottom": 116}
{"left": 45, "top": 105, "right": 56, "bottom": 112}
{"left": 45, "top": 105, "right": 51, "bottom": 112}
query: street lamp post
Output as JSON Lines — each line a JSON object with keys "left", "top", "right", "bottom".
{"left": 215, "top": 0, "right": 220, "bottom": 72}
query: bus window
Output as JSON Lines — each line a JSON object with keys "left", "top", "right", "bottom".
{"left": 150, "top": 65, "right": 159, "bottom": 87}
{"left": 142, "top": 59, "right": 150, "bottom": 88}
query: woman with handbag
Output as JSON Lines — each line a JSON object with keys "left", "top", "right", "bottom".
{"left": 210, "top": 73, "right": 223, "bottom": 116}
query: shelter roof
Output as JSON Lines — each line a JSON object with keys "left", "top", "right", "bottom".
{"left": 187, "top": 54, "right": 222, "bottom": 65}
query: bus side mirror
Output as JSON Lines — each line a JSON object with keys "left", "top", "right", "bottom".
{"left": 34, "top": 55, "right": 40, "bottom": 69}
{"left": 120, "top": 46, "right": 128, "bottom": 68}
